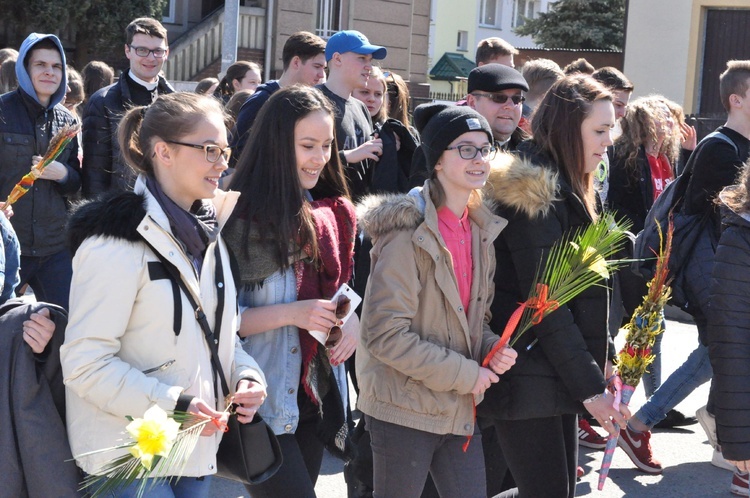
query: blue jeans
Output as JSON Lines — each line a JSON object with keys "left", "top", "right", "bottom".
{"left": 641, "top": 327, "right": 663, "bottom": 398}
{"left": 0, "top": 213, "right": 20, "bottom": 304}
{"left": 635, "top": 340, "right": 713, "bottom": 428}
{"left": 92, "top": 476, "right": 210, "bottom": 498}
{"left": 18, "top": 249, "right": 72, "bottom": 309}
{"left": 367, "top": 415, "right": 486, "bottom": 498}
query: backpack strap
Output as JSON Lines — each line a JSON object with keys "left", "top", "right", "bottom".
{"left": 703, "top": 131, "right": 739, "bottom": 156}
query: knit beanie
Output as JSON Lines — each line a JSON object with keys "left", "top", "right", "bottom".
{"left": 414, "top": 103, "right": 493, "bottom": 171}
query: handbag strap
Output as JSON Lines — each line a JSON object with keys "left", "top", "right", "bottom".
{"left": 140, "top": 237, "right": 232, "bottom": 398}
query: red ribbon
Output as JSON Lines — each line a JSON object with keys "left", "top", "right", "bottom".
{"left": 481, "top": 284, "right": 558, "bottom": 368}
{"left": 211, "top": 417, "right": 229, "bottom": 433}
{"left": 464, "top": 284, "right": 558, "bottom": 452}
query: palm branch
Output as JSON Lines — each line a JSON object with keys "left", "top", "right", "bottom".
{"left": 79, "top": 410, "right": 219, "bottom": 498}
{"left": 484, "top": 213, "right": 631, "bottom": 364}
{"left": 617, "top": 217, "right": 673, "bottom": 387}
{"left": 4, "top": 123, "right": 80, "bottom": 206}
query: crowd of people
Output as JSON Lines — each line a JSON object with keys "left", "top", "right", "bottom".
{"left": 2, "top": 15, "right": 750, "bottom": 498}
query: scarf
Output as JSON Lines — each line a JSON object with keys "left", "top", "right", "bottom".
{"left": 145, "top": 176, "right": 218, "bottom": 272}
{"left": 222, "top": 219, "right": 308, "bottom": 288}
{"left": 296, "top": 196, "right": 357, "bottom": 459}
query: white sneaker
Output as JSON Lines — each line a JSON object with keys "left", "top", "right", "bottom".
{"left": 696, "top": 405, "right": 718, "bottom": 449}
{"left": 713, "top": 448, "right": 738, "bottom": 472}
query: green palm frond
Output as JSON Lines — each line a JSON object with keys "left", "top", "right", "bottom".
{"left": 510, "top": 213, "right": 631, "bottom": 345}
{"left": 79, "top": 411, "right": 218, "bottom": 498}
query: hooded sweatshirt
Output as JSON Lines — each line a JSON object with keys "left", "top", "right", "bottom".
{"left": 0, "top": 33, "right": 80, "bottom": 256}
{"left": 16, "top": 33, "right": 68, "bottom": 110}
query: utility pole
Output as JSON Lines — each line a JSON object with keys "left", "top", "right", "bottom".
{"left": 221, "top": 0, "right": 240, "bottom": 77}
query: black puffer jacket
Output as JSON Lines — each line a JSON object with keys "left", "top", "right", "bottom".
{"left": 707, "top": 188, "right": 750, "bottom": 461}
{"left": 479, "top": 145, "right": 610, "bottom": 420}
{"left": 0, "top": 89, "right": 80, "bottom": 257}
{"left": 81, "top": 75, "right": 173, "bottom": 197}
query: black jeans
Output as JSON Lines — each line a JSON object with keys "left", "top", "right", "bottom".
{"left": 244, "top": 394, "right": 325, "bottom": 498}
{"left": 18, "top": 249, "right": 72, "bottom": 309}
{"left": 493, "top": 414, "right": 578, "bottom": 498}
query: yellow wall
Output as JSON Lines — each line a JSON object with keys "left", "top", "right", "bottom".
{"left": 624, "top": 0, "right": 750, "bottom": 113}
{"left": 429, "top": 0, "right": 479, "bottom": 94}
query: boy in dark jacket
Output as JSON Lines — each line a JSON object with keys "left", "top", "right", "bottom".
{"left": 0, "top": 33, "right": 80, "bottom": 309}
{"left": 81, "top": 17, "right": 173, "bottom": 197}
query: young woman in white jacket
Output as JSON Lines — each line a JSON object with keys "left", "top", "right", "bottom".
{"left": 61, "top": 93, "right": 267, "bottom": 497}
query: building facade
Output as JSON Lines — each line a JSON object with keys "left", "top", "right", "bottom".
{"left": 624, "top": 0, "right": 750, "bottom": 120}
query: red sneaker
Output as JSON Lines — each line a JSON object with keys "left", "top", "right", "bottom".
{"left": 577, "top": 466, "right": 585, "bottom": 479}
{"left": 732, "top": 471, "right": 749, "bottom": 496}
{"left": 617, "top": 425, "right": 663, "bottom": 474}
{"left": 578, "top": 418, "right": 607, "bottom": 450}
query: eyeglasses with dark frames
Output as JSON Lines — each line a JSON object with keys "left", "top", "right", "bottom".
{"left": 166, "top": 141, "right": 232, "bottom": 163}
{"left": 471, "top": 92, "right": 526, "bottom": 106}
{"left": 128, "top": 45, "right": 168, "bottom": 58}
{"left": 445, "top": 144, "right": 497, "bottom": 160}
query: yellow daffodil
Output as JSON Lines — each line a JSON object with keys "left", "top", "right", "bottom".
{"left": 582, "top": 246, "right": 609, "bottom": 279}
{"left": 126, "top": 405, "right": 180, "bottom": 470}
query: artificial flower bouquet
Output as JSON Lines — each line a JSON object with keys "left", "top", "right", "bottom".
{"left": 4, "top": 123, "right": 80, "bottom": 206}
{"left": 598, "top": 218, "right": 673, "bottom": 490}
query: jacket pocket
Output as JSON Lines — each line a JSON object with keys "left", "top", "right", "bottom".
{"left": 142, "top": 359, "right": 176, "bottom": 375}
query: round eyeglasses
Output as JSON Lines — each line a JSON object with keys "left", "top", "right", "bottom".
{"left": 128, "top": 45, "right": 168, "bottom": 58}
{"left": 445, "top": 144, "right": 497, "bottom": 160}
{"left": 166, "top": 141, "right": 232, "bottom": 163}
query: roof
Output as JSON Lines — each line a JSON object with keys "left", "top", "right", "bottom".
{"left": 429, "top": 52, "right": 476, "bottom": 81}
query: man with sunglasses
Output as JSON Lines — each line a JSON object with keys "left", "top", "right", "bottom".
{"left": 466, "top": 63, "right": 530, "bottom": 152}
{"left": 82, "top": 17, "right": 174, "bottom": 198}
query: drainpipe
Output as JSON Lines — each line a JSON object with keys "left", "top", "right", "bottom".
{"left": 264, "top": 0, "right": 275, "bottom": 81}
{"left": 221, "top": 0, "right": 240, "bottom": 77}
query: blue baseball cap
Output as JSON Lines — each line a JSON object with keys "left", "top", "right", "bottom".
{"left": 325, "top": 30, "right": 387, "bottom": 62}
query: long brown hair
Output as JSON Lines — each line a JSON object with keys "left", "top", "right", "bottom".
{"left": 229, "top": 85, "right": 349, "bottom": 269}
{"left": 531, "top": 75, "right": 612, "bottom": 219}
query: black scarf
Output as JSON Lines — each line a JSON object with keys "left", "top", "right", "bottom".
{"left": 145, "top": 176, "right": 218, "bottom": 272}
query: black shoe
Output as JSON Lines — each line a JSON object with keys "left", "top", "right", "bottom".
{"left": 653, "top": 409, "right": 698, "bottom": 429}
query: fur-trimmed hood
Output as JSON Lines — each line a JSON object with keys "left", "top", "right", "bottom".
{"left": 356, "top": 190, "right": 425, "bottom": 241}
{"left": 67, "top": 190, "right": 147, "bottom": 256}
{"left": 485, "top": 151, "right": 560, "bottom": 219}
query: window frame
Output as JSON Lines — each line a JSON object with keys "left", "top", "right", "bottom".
{"left": 457, "top": 30, "right": 469, "bottom": 51}
{"left": 479, "top": 0, "right": 501, "bottom": 28}
{"left": 316, "top": 0, "right": 342, "bottom": 39}
{"left": 162, "top": 0, "right": 176, "bottom": 24}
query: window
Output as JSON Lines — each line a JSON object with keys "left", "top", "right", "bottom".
{"left": 316, "top": 0, "right": 341, "bottom": 38}
{"left": 513, "top": 0, "right": 536, "bottom": 28}
{"left": 162, "top": 0, "right": 176, "bottom": 24}
{"left": 480, "top": 0, "right": 500, "bottom": 27}
{"left": 457, "top": 30, "right": 468, "bottom": 51}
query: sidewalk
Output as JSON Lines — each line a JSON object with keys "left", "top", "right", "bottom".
{"left": 210, "top": 318, "right": 731, "bottom": 497}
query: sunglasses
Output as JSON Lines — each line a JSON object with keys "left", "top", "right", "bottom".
{"left": 325, "top": 294, "right": 352, "bottom": 347}
{"left": 471, "top": 92, "right": 526, "bottom": 106}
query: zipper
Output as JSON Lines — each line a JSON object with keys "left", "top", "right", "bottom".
{"left": 142, "top": 359, "right": 175, "bottom": 375}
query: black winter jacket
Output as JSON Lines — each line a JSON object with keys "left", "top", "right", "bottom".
{"left": 0, "top": 299, "right": 82, "bottom": 497}
{"left": 479, "top": 146, "right": 610, "bottom": 420}
{"left": 707, "top": 191, "right": 750, "bottom": 460}
{"left": 0, "top": 89, "right": 80, "bottom": 257}
{"left": 81, "top": 75, "right": 174, "bottom": 198}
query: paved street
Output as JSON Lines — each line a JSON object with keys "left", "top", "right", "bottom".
{"left": 211, "top": 316, "right": 733, "bottom": 497}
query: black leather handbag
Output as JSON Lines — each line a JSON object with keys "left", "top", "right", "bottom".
{"left": 143, "top": 240, "right": 283, "bottom": 484}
